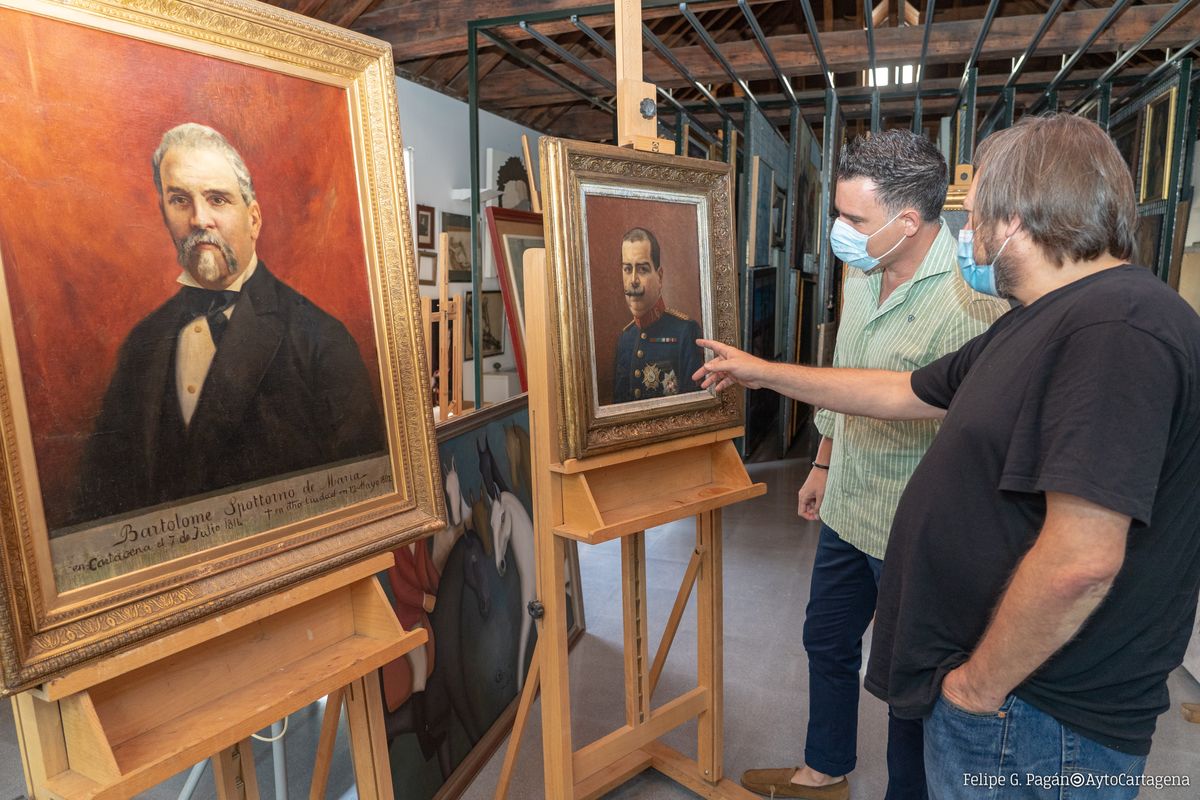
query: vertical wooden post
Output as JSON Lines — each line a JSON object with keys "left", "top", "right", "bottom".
{"left": 12, "top": 693, "right": 67, "bottom": 800}
{"left": 438, "top": 232, "right": 452, "bottom": 415}
{"left": 343, "top": 674, "right": 394, "bottom": 800}
{"left": 213, "top": 739, "right": 260, "bottom": 800}
{"left": 524, "top": 248, "right": 576, "bottom": 797}
{"left": 696, "top": 510, "right": 724, "bottom": 783}
{"left": 615, "top": 0, "right": 657, "bottom": 146}
{"left": 521, "top": 133, "right": 542, "bottom": 214}
{"left": 621, "top": 532, "right": 651, "bottom": 726}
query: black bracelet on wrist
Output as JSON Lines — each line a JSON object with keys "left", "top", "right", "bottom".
{"left": 811, "top": 461, "right": 829, "bottom": 470}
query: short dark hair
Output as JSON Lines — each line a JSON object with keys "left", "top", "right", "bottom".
{"left": 837, "top": 129, "right": 948, "bottom": 221}
{"left": 973, "top": 114, "right": 1135, "bottom": 266}
{"left": 622, "top": 228, "right": 661, "bottom": 270}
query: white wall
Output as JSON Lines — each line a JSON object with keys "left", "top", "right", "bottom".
{"left": 394, "top": 77, "right": 543, "bottom": 402}
{"left": 1185, "top": 144, "right": 1200, "bottom": 251}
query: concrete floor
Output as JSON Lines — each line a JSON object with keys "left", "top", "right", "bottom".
{"left": 3, "top": 456, "right": 1199, "bottom": 799}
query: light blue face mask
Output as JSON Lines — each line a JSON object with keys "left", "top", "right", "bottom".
{"left": 956, "top": 228, "right": 1011, "bottom": 297}
{"left": 830, "top": 213, "right": 904, "bottom": 271}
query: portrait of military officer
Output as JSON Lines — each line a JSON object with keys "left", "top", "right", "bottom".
{"left": 611, "top": 228, "right": 704, "bottom": 404}
{"left": 68, "top": 122, "right": 385, "bottom": 527}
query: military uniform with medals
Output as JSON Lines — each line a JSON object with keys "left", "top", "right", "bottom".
{"left": 612, "top": 297, "right": 703, "bottom": 403}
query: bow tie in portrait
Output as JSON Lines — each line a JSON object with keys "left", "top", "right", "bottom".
{"left": 181, "top": 286, "right": 240, "bottom": 345}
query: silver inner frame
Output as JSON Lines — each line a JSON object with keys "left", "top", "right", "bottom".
{"left": 579, "top": 181, "right": 715, "bottom": 420}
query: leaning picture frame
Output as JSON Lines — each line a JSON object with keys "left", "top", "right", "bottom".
{"left": 0, "top": 0, "right": 444, "bottom": 692}
{"left": 540, "top": 137, "right": 741, "bottom": 460}
{"left": 484, "top": 207, "right": 544, "bottom": 389}
{"left": 376, "top": 394, "right": 584, "bottom": 800}
{"left": 442, "top": 212, "right": 473, "bottom": 283}
{"left": 464, "top": 290, "right": 506, "bottom": 361}
{"left": 418, "top": 250, "right": 438, "bottom": 286}
{"left": 1140, "top": 87, "right": 1177, "bottom": 204}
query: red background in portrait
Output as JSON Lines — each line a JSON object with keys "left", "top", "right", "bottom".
{"left": 0, "top": 11, "right": 380, "bottom": 528}
{"left": 584, "top": 194, "right": 704, "bottom": 405}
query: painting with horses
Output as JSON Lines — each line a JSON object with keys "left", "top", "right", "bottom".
{"left": 375, "top": 394, "right": 585, "bottom": 799}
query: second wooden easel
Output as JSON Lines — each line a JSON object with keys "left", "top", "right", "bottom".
{"left": 422, "top": 231, "right": 466, "bottom": 419}
{"left": 492, "top": 4, "right": 764, "bottom": 797}
{"left": 13, "top": 552, "right": 424, "bottom": 800}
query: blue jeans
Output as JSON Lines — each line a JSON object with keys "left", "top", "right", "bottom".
{"left": 804, "top": 525, "right": 927, "bottom": 800}
{"left": 925, "top": 694, "right": 1148, "bottom": 799}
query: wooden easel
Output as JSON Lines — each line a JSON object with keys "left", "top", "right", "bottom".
{"left": 494, "top": 249, "right": 765, "bottom": 799}
{"left": 493, "top": 6, "right": 765, "bottom": 793}
{"left": 422, "top": 231, "right": 466, "bottom": 420}
{"left": 13, "top": 552, "right": 425, "bottom": 800}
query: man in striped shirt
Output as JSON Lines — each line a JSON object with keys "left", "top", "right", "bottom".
{"left": 741, "top": 131, "right": 1006, "bottom": 800}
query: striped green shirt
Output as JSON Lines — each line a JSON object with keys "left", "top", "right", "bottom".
{"left": 814, "top": 222, "right": 1009, "bottom": 560}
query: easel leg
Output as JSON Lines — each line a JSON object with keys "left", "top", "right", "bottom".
{"left": 309, "top": 688, "right": 344, "bottom": 800}
{"left": 343, "top": 674, "right": 395, "bottom": 800}
{"left": 213, "top": 738, "right": 260, "bottom": 800}
{"left": 493, "top": 640, "right": 542, "bottom": 800}
{"left": 537, "top": 535, "right": 575, "bottom": 797}
{"left": 12, "top": 693, "right": 67, "bottom": 800}
{"left": 621, "top": 532, "right": 651, "bottom": 726}
{"left": 696, "top": 510, "right": 724, "bottom": 783}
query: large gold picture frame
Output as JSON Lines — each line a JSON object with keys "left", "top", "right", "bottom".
{"left": 540, "top": 138, "right": 742, "bottom": 460}
{"left": 0, "top": 0, "right": 444, "bottom": 692}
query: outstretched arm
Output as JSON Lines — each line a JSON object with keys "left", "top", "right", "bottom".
{"left": 693, "top": 339, "right": 944, "bottom": 421}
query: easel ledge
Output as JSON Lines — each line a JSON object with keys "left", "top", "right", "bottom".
{"left": 550, "top": 428, "right": 763, "bottom": 546}
{"left": 14, "top": 552, "right": 421, "bottom": 800}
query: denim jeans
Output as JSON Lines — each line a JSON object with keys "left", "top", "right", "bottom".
{"left": 925, "top": 693, "right": 1148, "bottom": 799}
{"left": 804, "top": 524, "right": 927, "bottom": 799}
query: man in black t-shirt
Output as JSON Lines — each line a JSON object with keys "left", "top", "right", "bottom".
{"left": 693, "top": 114, "right": 1200, "bottom": 798}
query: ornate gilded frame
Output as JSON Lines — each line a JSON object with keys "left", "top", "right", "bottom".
{"left": 540, "top": 138, "right": 741, "bottom": 460}
{"left": 0, "top": 0, "right": 444, "bottom": 692}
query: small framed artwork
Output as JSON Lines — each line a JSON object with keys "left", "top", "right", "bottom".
{"left": 539, "top": 137, "right": 741, "bottom": 460}
{"left": 1140, "top": 88, "right": 1177, "bottom": 204}
{"left": 1110, "top": 114, "right": 1142, "bottom": 179}
{"left": 1135, "top": 212, "right": 1165, "bottom": 273}
{"left": 418, "top": 250, "right": 437, "bottom": 286}
{"left": 0, "top": 0, "right": 444, "bottom": 691}
{"left": 442, "top": 212, "right": 473, "bottom": 282}
{"left": 416, "top": 204, "right": 436, "bottom": 249}
{"left": 465, "top": 290, "right": 506, "bottom": 360}
{"left": 485, "top": 207, "right": 544, "bottom": 389}
{"left": 770, "top": 184, "right": 787, "bottom": 249}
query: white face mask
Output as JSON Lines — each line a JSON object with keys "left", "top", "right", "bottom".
{"left": 829, "top": 213, "right": 905, "bottom": 271}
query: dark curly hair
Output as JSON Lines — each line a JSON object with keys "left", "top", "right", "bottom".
{"left": 837, "top": 129, "right": 948, "bottom": 221}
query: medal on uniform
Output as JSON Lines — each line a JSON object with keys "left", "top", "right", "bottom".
{"left": 642, "top": 363, "right": 660, "bottom": 391}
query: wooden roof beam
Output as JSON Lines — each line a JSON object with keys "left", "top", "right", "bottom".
{"left": 475, "top": 4, "right": 1200, "bottom": 108}
{"left": 356, "top": 0, "right": 789, "bottom": 61}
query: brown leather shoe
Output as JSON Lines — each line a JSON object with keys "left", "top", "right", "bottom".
{"left": 740, "top": 767, "right": 850, "bottom": 799}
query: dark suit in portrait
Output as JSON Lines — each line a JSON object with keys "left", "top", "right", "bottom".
{"left": 612, "top": 300, "right": 703, "bottom": 403}
{"left": 70, "top": 262, "right": 385, "bottom": 525}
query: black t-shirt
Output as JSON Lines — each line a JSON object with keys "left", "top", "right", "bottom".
{"left": 864, "top": 265, "right": 1200, "bottom": 756}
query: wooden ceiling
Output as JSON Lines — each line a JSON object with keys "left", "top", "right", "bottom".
{"left": 274, "top": 0, "right": 1200, "bottom": 142}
